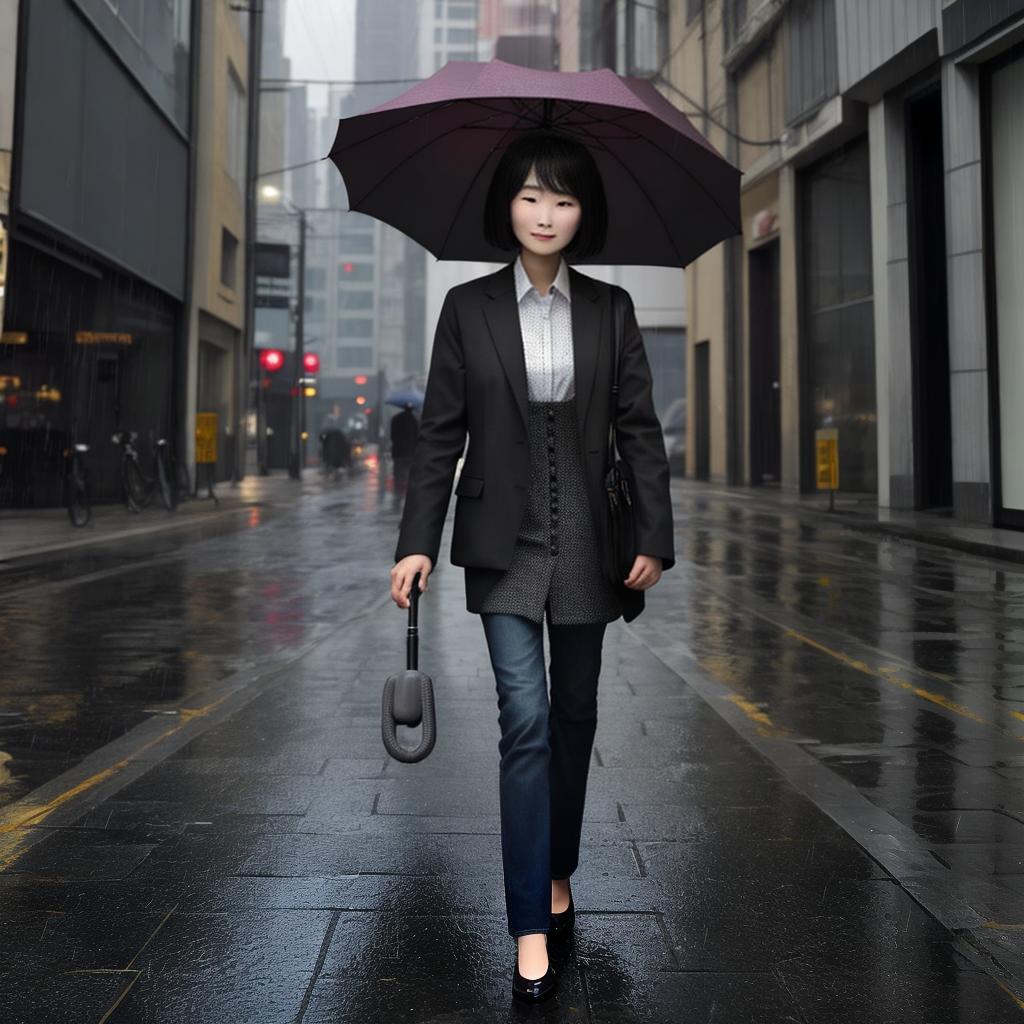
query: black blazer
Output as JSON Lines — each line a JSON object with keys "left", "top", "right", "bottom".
{"left": 394, "top": 260, "right": 675, "bottom": 623}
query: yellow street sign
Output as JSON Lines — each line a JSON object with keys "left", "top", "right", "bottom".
{"left": 815, "top": 428, "right": 839, "bottom": 491}
{"left": 74, "top": 331, "right": 133, "bottom": 345}
{"left": 196, "top": 412, "right": 218, "bottom": 464}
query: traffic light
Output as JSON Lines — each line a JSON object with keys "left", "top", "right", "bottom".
{"left": 303, "top": 352, "right": 320, "bottom": 374}
{"left": 260, "top": 348, "right": 284, "bottom": 372}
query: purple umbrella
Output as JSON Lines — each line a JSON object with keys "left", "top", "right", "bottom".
{"left": 327, "top": 59, "right": 741, "bottom": 268}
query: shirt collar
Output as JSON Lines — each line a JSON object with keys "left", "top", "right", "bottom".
{"left": 514, "top": 253, "right": 571, "bottom": 305}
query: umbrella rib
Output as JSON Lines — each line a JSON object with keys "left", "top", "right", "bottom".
{"left": 331, "top": 97, "right": 540, "bottom": 160}
{"left": 340, "top": 108, "right": 529, "bottom": 210}
{"left": 435, "top": 107, "right": 540, "bottom": 259}
{"left": 597, "top": 139, "right": 688, "bottom": 266}
{"left": 569, "top": 114, "right": 741, "bottom": 235}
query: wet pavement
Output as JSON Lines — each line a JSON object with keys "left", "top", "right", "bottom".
{"left": 2, "top": 468, "right": 1024, "bottom": 1021}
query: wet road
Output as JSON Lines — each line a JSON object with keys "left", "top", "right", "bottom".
{"left": 0, "top": 471, "right": 400, "bottom": 805}
{"left": 2, "top": 468, "right": 1024, "bottom": 1021}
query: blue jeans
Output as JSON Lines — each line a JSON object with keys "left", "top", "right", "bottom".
{"left": 480, "top": 612, "right": 607, "bottom": 937}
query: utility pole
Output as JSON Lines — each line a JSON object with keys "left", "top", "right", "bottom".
{"left": 289, "top": 208, "right": 306, "bottom": 478}
{"left": 242, "top": 1, "right": 263, "bottom": 480}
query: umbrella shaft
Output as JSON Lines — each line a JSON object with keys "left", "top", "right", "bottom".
{"left": 406, "top": 627, "right": 418, "bottom": 671}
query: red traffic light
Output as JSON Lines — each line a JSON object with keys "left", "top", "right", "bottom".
{"left": 353, "top": 374, "right": 368, "bottom": 385}
{"left": 342, "top": 262, "right": 354, "bottom": 273}
{"left": 259, "top": 348, "right": 284, "bottom": 372}
{"left": 303, "top": 352, "right": 320, "bottom": 373}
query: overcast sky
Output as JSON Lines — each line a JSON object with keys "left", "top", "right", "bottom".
{"left": 283, "top": 0, "right": 357, "bottom": 111}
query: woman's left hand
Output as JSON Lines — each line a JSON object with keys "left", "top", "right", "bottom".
{"left": 624, "top": 554, "right": 663, "bottom": 591}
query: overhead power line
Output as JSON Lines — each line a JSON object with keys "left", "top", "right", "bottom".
{"left": 260, "top": 76, "right": 425, "bottom": 91}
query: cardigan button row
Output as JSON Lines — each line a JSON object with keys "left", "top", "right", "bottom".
{"left": 546, "top": 414, "right": 558, "bottom": 555}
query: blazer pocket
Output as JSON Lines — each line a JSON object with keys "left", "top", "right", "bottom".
{"left": 455, "top": 474, "right": 484, "bottom": 498}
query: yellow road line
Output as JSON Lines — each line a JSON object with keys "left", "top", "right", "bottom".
{"left": 782, "top": 626, "right": 1024, "bottom": 741}
{"left": 995, "top": 979, "right": 1024, "bottom": 1012}
{"left": 726, "top": 693, "right": 781, "bottom": 737}
{"left": 0, "top": 694, "right": 231, "bottom": 871}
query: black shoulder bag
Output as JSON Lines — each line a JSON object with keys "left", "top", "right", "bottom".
{"left": 602, "top": 290, "right": 638, "bottom": 588}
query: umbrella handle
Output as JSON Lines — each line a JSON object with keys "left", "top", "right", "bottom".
{"left": 407, "top": 571, "right": 420, "bottom": 671}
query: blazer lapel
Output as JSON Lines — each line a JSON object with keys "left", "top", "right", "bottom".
{"left": 483, "top": 264, "right": 529, "bottom": 435}
{"left": 483, "top": 261, "right": 605, "bottom": 445}
{"left": 568, "top": 267, "right": 603, "bottom": 448}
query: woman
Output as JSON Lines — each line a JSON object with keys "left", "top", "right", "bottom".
{"left": 389, "top": 129, "right": 675, "bottom": 1003}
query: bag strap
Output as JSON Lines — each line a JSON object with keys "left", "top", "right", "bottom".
{"left": 606, "top": 289, "right": 626, "bottom": 471}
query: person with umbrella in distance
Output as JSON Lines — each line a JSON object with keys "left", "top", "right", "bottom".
{"left": 389, "top": 400, "right": 419, "bottom": 495}
{"left": 330, "top": 58, "right": 740, "bottom": 1005}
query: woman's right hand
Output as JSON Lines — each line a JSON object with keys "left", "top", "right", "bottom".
{"left": 390, "top": 554, "right": 433, "bottom": 609}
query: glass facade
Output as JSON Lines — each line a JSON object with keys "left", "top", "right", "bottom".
{"left": 990, "top": 51, "right": 1024, "bottom": 517}
{"left": 75, "top": 0, "right": 192, "bottom": 132}
{"left": 800, "top": 138, "right": 877, "bottom": 493}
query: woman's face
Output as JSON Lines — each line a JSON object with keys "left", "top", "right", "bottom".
{"left": 510, "top": 164, "right": 582, "bottom": 257}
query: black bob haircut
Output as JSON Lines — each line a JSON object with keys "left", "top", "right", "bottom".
{"left": 483, "top": 130, "right": 608, "bottom": 260}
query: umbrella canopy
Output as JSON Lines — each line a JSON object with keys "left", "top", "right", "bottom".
{"left": 327, "top": 59, "right": 741, "bottom": 268}
{"left": 385, "top": 389, "right": 425, "bottom": 409}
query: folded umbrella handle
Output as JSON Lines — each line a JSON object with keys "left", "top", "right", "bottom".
{"left": 381, "top": 669, "right": 436, "bottom": 763}
{"left": 381, "top": 570, "right": 436, "bottom": 763}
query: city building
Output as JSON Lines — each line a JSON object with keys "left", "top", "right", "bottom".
{"left": 679, "top": 0, "right": 1024, "bottom": 532}
{"left": 187, "top": 0, "right": 251, "bottom": 484}
{"left": 1, "top": 0, "right": 196, "bottom": 507}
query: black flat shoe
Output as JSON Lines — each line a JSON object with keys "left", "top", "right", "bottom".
{"left": 512, "top": 961, "right": 558, "bottom": 1002}
{"left": 549, "top": 898, "right": 575, "bottom": 939}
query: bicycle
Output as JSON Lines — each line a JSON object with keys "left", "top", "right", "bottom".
{"left": 111, "top": 429, "right": 176, "bottom": 513}
{"left": 63, "top": 441, "right": 92, "bottom": 527}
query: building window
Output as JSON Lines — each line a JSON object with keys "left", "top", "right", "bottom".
{"left": 686, "top": 0, "right": 704, "bottom": 23}
{"left": 226, "top": 62, "right": 246, "bottom": 189}
{"left": 95, "top": 0, "right": 193, "bottom": 131}
{"left": 338, "top": 290, "right": 374, "bottom": 310}
{"left": 338, "top": 262, "right": 373, "bottom": 282}
{"left": 337, "top": 232, "right": 374, "bottom": 253}
{"left": 337, "top": 318, "right": 374, "bottom": 338}
{"left": 784, "top": 0, "right": 838, "bottom": 125}
{"left": 220, "top": 228, "right": 238, "bottom": 290}
{"left": 335, "top": 346, "right": 374, "bottom": 369}
{"left": 448, "top": 26, "right": 475, "bottom": 44}
{"left": 435, "top": 26, "right": 443, "bottom": 43}
{"left": 989, "top": 51, "right": 1024, "bottom": 522}
{"left": 631, "top": 0, "right": 667, "bottom": 76}
{"left": 305, "top": 267, "right": 326, "bottom": 291}
{"left": 724, "top": 0, "right": 749, "bottom": 47}
{"left": 103, "top": 0, "right": 144, "bottom": 42}
{"left": 800, "top": 139, "right": 876, "bottom": 494}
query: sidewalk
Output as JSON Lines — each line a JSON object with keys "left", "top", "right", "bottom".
{"left": 672, "top": 477, "right": 1024, "bottom": 564}
{"left": 0, "top": 468, "right": 338, "bottom": 565}
{"left": 2, "top": 506, "right": 1022, "bottom": 1021}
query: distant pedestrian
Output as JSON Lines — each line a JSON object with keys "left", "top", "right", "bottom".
{"left": 388, "top": 132, "right": 674, "bottom": 999}
{"left": 320, "top": 402, "right": 350, "bottom": 478}
{"left": 389, "top": 402, "right": 418, "bottom": 494}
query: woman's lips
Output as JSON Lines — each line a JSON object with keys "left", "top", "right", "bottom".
{"left": 531, "top": 233, "right": 555, "bottom": 240}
